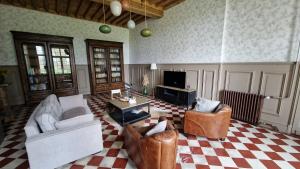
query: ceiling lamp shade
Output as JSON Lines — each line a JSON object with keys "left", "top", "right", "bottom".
{"left": 127, "top": 19, "right": 136, "bottom": 29}
{"left": 150, "top": 63, "right": 157, "bottom": 70}
{"left": 110, "top": 0, "right": 122, "bottom": 16}
{"left": 99, "top": 0, "right": 111, "bottom": 34}
{"left": 99, "top": 25, "right": 112, "bottom": 34}
{"left": 141, "top": 0, "right": 152, "bottom": 37}
{"left": 141, "top": 28, "right": 152, "bottom": 37}
{"left": 127, "top": 0, "right": 135, "bottom": 29}
{"left": 121, "top": 0, "right": 129, "bottom": 9}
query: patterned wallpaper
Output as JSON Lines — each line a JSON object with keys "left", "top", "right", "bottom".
{"left": 130, "top": 0, "right": 300, "bottom": 64}
{"left": 223, "top": 0, "right": 299, "bottom": 62}
{"left": 130, "top": 0, "right": 226, "bottom": 64}
{"left": 0, "top": 4, "right": 130, "bottom": 65}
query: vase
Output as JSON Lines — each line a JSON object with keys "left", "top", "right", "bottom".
{"left": 0, "top": 75, "right": 4, "bottom": 84}
{"left": 142, "top": 87, "right": 148, "bottom": 96}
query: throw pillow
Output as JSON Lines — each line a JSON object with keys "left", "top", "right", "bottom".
{"left": 195, "top": 98, "right": 220, "bottom": 113}
{"left": 43, "top": 94, "right": 63, "bottom": 119}
{"left": 35, "top": 101, "right": 59, "bottom": 132}
{"left": 59, "top": 94, "right": 85, "bottom": 112}
{"left": 145, "top": 120, "right": 167, "bottom": 136}
{"left": 55, "top": 107, "right": 94, "bottom": 129}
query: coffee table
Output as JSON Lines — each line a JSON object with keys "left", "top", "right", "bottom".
{"left": 108, "top": 96, "right": 151, "bottom": 126}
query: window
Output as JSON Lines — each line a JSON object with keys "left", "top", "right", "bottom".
{"left": 51, "top": 47, "right": 71, "bottom": 74}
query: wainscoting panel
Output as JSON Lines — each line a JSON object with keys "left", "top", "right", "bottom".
{"left": 201, "top": 70, "right": 216, "bottom": 100}
{"left": 124, "top": 64, "right": 130, "bottom": 84}
{"left": 128, "top": 62, "right": 297, "bottom": 132}
{"left": 225, "top": 71, "right": 253, "bottom": 93}
{"left": 186, "top": 70, "right": 199, "bottom": 92}
{"left": 260, "top": 73, "right": 286, "bottom": 116}
{"left": 76, "top": 65, "right": 90, "bottom": 95}
{"left": 291, "top": 66, "right": 300, "bottom": 134}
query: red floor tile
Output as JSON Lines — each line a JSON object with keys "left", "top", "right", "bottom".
{"left": 87, "top": 156, "right": 103, "bottom": 166}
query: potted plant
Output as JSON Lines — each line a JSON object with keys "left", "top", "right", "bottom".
{"left": 0, "top": 69, "right": 7, "bottom": 84}
{"left": 142, "top": 74, "right": 149, "bottom": 96}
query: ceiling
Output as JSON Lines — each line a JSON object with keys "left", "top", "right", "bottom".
{"left": 0, "top": 0, "right": 185, "bottom": 27}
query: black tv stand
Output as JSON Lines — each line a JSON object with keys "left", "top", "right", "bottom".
{"left": 155, "top": 85, "right": 197, "bottom": 109}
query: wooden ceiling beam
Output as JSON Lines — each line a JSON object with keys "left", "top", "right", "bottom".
{"left": 98, "top": 6, "right": 109, "bottom": 22}
{"left": 75, "top": 0, "right": 83, "bottom": 17}
{"left": 104, "top": 10, "right": 113, "bottom": 22}
{"left": 30, "top": 0, "right": 35, "bottom": 9}
{"left": 113, "top": 12, "right": 129, "bottom": 25}
{"left": 161, "top": 0, "right": 184, "bottom": 10}
{"left": 43, "top": 0, "right": 48, "bottom": 11}
{"left": 83, "top": 1, "right": 93, "bottom": 18}
{"left": 106, "top": 14, "right": 117, "bottom": 23}
{"left": 91, "top": 0, "right": 163, "bottom": 18}
{"left": 19, "top": 0, "right": 27, "bottom": 6}
{"left": 134, "top": 15, "right": 145, "bottom": 24}
{"left": 91, "top": 4, "right": 102, "bottom": 20}
{"left": 65, "top": 0, "right": 70, "bottom": 15}
{"left": 148, "top": 0, "right": 161, "bottom": 5}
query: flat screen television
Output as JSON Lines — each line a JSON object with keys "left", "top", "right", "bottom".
{"left": 164, "top": 71, "right": 186, "bottom": 89}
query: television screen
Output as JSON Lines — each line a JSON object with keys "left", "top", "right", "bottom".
{"left": 164, "top": 71, "right": 186, "bottom": 89}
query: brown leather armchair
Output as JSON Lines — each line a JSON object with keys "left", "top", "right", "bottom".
{"left": 123, "top": 117, "right": 178, "bottom": 169}
{"left": 184, "top": 104, "right": 232, "bottom": 140}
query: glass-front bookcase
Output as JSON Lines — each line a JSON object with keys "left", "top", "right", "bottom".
{"left": 12, "top": 31, "right": 78, "bottom": 104}
{"left": 86, "top": 39, "right": 124, "bottom": 95}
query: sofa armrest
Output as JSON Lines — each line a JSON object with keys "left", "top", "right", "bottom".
{"left": 25, "top": 120, "right": 103, "bottom": 169}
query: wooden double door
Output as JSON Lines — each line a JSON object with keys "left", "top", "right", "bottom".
{"left": 12, "top": 31, "right": 78, "bottom": 104}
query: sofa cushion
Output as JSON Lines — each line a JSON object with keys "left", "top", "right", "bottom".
{"left": 43, "top": 94, "right": 63, "bottom": 119}
{"left": 145, "top": 120, "right": 167, "bottom": 136}
{"left": 59, "top": 94, "right": 85, "bottom": 112}
{"left": 195, "top": 98, "right": 220, "bottom": 113}
{"left": 55, "top": 107, "right": 94, "bottom": 129}
{"left": 35, "top": 102, "right": 59, "bottom": 132}
{"left": 61, "top": 107, "right": 86, "bottom": 120}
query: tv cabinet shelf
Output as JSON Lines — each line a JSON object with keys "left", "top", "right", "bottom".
{"left": 155, "top": 85, "right": 197, "bottom": 109}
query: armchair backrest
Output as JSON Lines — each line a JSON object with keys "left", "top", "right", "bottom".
{"left": 140, "top": 129, "right": 178, "bottom": 169}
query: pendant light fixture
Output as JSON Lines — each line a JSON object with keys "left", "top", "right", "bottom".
{"left": 121, "top": 0, "right": 129, "bottom": 9}
{"left": 110, "top": 0, "right": 122, "bottom": 16}
{"left": 127, "top": 0, "right": 136, "bottom": 29}
{"left": 99, "top": 0, "right": 111, "bottom": 34}
{"left": 140, "top": 0, "right": 152, "bottom": 37}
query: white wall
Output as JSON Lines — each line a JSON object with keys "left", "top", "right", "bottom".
{"left": 0, "top": 4, "right": 130, "bottom": 65}
{"left": 130, "top": 0, "right": 300, "bottom": 64}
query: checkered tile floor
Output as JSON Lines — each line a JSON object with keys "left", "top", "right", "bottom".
{"left": 1, "top": 94, "right": 300, "bottom": 169}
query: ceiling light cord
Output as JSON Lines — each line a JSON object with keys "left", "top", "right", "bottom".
{"left": 144, "top": 0, "right": 147, "bottom": 28}
{"left": 129, "top": 0, "right": 132, "bottom": 20}
{"left": 103, "top": 0, "right": 106, "bottom": 24}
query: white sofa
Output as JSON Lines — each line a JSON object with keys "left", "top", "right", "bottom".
{"left": 24, "top": 94, "right": 103, "bottom": 169}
